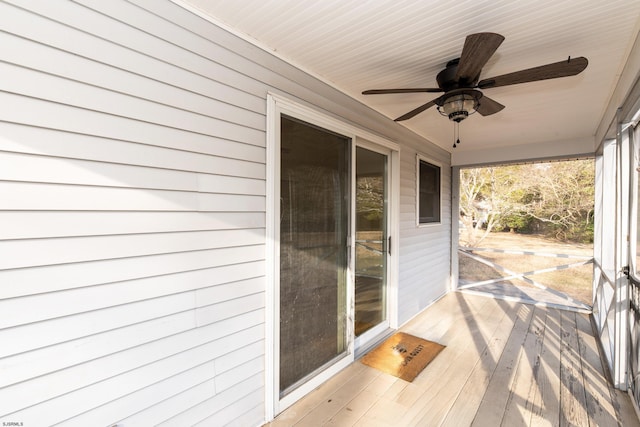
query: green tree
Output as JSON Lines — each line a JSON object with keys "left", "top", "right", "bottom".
{"left": 459, "top": 159, "right": 595, "bottom": 245}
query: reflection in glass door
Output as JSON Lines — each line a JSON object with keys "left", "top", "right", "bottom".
{"left": 355, "top": 146, "right": 388, "bottom": 337}
{"left": 279, "top": 116, "right": 350, "bottom": 397}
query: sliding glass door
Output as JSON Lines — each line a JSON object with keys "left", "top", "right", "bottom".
{"left": 279, "top": 116, "right": 350, "bottom": 397}
{"left": 273, "top": 105, "right": 396, "bottom": 414}
{"left": 355, "top": 146, "right": 389, "bottom": 339}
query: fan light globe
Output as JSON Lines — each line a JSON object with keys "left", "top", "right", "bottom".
{"left": 439, "top": 93, "right": 480, "bottom": 122}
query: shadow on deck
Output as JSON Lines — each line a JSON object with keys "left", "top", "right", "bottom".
{"left": 267, "top": 292, "right": 640, "bottom": 426}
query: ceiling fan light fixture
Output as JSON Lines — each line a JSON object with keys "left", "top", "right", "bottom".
{"left": 437, "top": 90, "right": 483, "bottom": 122}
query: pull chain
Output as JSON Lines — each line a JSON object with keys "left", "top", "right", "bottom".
{"left": 453, "top": 122, "right": 461, "bottom": 148}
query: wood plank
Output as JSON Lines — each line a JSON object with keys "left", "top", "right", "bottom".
{"left": 294, "top": 367, "right": 381, "bottom": 426}
{"left": 529, "top": 308, "right": 562, "bottom": 427}
{"left": 575, "top": 313, "right": 638, "bottom": 426}
{"left": 559, "top": 310, "right": 589, "bottom": 426}
{"left": 357, "top": 392, "right": 407, "bottom": 426}
{"left": 501, "top": 306, "right": 548, "bottom": 426}
{"left": 324, "top": 373, "right": 397, "bottom": 425}
{"left": 399, "top": 296, "right": 517, "bottom": 424}
{"left": 391, "top": 294, "right": 495, "bottom": 410}
{"left": 442, "top": 305, "right": 535, "bottom": 426}
{"left": 400, "top": 291, "right": 463, "bottom": 340}
{"left": 470, "top": 305, "right": 540, "bottom": 426}
{"left": 270, "top": 295, "right": 640, "bottom": 427}
{"left": 266, "top": 363, "right": 369, "bottom": 426}
{"left": 610, "top": 388, "right": 640, "bottom": 427}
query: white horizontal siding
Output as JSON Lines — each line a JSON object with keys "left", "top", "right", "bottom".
{"left": 1, "top": 317, "right": 264, "bottom": 415}
{"left": 397, "top": 145, "right": 451, "bottom": 325}
{"left": 0, "top": 253, "right": 263, "bottom": 303}
{"left": 0, "top": 0, "right": 269, "bottom": 424}
{"left": 3, "top": 317, "right": 265, "bottom": 425}
{"left": 0, "top": 150, "right": 265, "bottom": 191}
{"left": 0, "top": 0, "right": 451, "bottom": 425}
{"left": 0, "top": 121, "right": 265, "bottom": 166}
{"left": 0, "top": 259, "right": 265, "bottom": 329}
{"left": 0, "top": 211, "right": 265, "bottom": 239}
{"left": 0, "top": 31, "right": 265, "bottom": 115}
{"left": 0, "top": 182, "right": 265, "bottom": 210}
{"left": 0, "top": 61, "right": 265, "bottom": 135}
{"left": 0, "top": 229, "right": 264, "bottom": 271}
{"left": 0, "top": 1, "right": 267, "bottom": 114}
{"left": 119, "top": 372, "right": 264, "bottom": 427}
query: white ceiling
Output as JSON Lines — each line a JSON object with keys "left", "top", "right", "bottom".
{"left": 181, "top": 0, "right": 640, "bottom": 154}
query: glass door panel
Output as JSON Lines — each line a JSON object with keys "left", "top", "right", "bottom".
{"left": 355, "top": 146, "right": 388, "bottom": 337}
{"left": 279, "top": 116, "right": 350, "bottom": 396}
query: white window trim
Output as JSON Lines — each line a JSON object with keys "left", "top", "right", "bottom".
{"left": 416, "top": 154, "right": 443, "bottom": 227}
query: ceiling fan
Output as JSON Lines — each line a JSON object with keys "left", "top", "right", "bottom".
{"left": 362, "top": 33, "right": 588, "bottom": 132}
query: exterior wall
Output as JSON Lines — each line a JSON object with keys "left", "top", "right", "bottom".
{"left": 398, "top": 147, "right": 451, "bottom": 325}
{"left": 0, "top": 0, "right": 450, "bottom": 425}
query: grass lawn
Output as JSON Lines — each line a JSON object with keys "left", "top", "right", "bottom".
{"left": 459, "top": 231, "right": 593, "bottom": 306}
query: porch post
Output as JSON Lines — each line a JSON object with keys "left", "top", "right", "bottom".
{"left": 451, "top": 166, "right": 460, "bottom": 291}
{"left": 615, "top": 111, "right": 630, "bottom": 390}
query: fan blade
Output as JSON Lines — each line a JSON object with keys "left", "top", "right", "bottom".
{"left": 394, "top": 99, "right": 439, "bottom": 121}
{"left": 362, "top": 88, "right": 443, "bottom": 95}
{"left": 455, "top": 32, "right": 505, "bottom": 82}
{"left": 476, "top": 95, "right": 505, "bottom": 116}
{"left": 478, "top": 56, "right": 588, "bottom": 89}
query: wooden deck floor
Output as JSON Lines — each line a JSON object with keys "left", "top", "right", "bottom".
{"left": 267, "top": 292, "right": 640, "bottom": 427}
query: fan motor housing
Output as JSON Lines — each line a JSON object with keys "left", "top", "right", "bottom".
{"left": 437, "top": 58, "right": 479, "bottom": 91}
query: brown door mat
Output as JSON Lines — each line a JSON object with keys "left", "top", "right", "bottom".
{"left": 360, "top": 332, "right": 445, "bottom": 382}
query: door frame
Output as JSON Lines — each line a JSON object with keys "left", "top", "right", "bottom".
{"left": 265, "top": 93, "right": 400, "bottom": 419}
{"left": 353, "top": 139, "right": 395, "bottom": 350}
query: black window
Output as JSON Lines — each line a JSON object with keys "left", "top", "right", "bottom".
{"left": 418, "top": 159, "right": 441, "bottom": 224}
